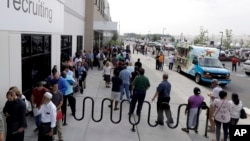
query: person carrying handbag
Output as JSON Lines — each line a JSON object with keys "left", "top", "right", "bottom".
{"left": 212, "top": 91, "right": 232, "bottom": 141}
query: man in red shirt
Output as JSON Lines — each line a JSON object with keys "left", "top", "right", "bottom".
{"left": 31, "top": 81, "right": 49, "bottom": 132}
{"left": 231, "top": 56, "right": 238, "bottom": 72}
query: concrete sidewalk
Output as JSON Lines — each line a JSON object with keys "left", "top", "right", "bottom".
{"left": 2, "top": 51, "right": 250, "bottom": 141}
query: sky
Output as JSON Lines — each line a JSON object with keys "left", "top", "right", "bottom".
{"left": 108, "top": 0, "right": 250, "bottom": 37}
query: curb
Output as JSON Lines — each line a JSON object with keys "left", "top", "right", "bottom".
{"left": 243, "top": 107, "right": 250, "bottom": 117}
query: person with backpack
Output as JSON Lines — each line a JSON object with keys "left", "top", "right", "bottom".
{"left": 96, "top": 50, "right": 106, "bottom": 70}
{"left": 229, "top": 93, "right": 243, "bottom": 125}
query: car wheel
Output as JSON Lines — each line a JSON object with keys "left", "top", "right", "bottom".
{"left": 177, "top": 66, "right": 181, "bottom": 73}
{"left": 195, "top": 74, "right": 201, "bottom": 84}
{"left": 245, "top": 72, "right": 250, "bottom": 75}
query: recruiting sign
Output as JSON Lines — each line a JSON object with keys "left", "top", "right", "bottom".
{"left": 0, "top": 0, "right": 64, "bottom": 33}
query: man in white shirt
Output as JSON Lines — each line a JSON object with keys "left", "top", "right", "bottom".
{"left": 96, "top": 50, "right": 106, "bottom": 70}
{"left": 38, "top": 92, "right": 57, "bottom": 141}
{"left": 207, "top": 79, "right": 223, "bottom": 132}
{"left": 168, "top": 54, "right": 175, "bottom": 70}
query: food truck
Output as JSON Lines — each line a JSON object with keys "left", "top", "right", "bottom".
{"left": 174, "top": 45, "right": 231, "bottom": 86}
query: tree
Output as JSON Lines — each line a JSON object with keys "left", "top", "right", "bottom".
{"left": 112, "top": 31, "right": 118, "bottom": 41}
{"left": 223, "top": 29, "right": 233, "bottom": 49}
{"left": 239, "top": 39, "right": 244, "bottom": 47}
{"left": 193, "top": 26, "right": 207, "bottom": 45}
{"left": 170, "top": 36, "right": 175, "bottom": 42}
{"left": 152, "top": 34, "right": 160, "bottom": 42}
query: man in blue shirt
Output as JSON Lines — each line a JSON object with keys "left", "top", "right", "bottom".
{"left": 61, "top": 72, "right": 76, "bottom": 126}
{"left": 152, "top": 73, "right": 174, "bottom": 125}
{"left": 119, "top": 66, "right": 131, "bottom": 101}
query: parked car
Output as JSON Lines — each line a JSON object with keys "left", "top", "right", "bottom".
{"left": 242, "top": 60, "right": 250, "bottom": 75}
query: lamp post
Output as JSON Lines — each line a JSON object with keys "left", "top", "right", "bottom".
{"left": 162, "top": 28, "right": 166, "bottom": 35}
{"left": 220, "top": 32, "right": 223, "bottom": 53}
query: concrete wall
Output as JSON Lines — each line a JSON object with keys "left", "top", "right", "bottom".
{"left": 0, "top": 0, "right": 86, "bottom": 108}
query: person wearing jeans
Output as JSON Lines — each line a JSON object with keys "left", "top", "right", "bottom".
{"left": 119, "top": 66, "right": 131, "bottom": 101}
{"left": 152, "top": 73, "right": 173, "bottom": 125}
{"left": 212, "top": 91, "right": 231, "bottom": 141}
{"left": 129, "top": 68, "right": 150, "bottom": 116}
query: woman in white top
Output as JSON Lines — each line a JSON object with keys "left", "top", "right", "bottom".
{"left": 103, "top": 62, "right": 112, "bottom": 88}
{"left": 212, "top": 90, "right": 231, "bottom": 141}
{"left": 229, "top": 93, "right": 243, "bottom": 125}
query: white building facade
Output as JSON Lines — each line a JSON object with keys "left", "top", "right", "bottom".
{"left": 0, "top": 0, "right": 86, "bottom": 105}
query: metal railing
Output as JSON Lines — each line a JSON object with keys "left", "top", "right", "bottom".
{"left": 73, "top": 96, "right": 209, "bottom": 137}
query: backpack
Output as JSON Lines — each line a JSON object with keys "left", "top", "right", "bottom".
{"left": 100, "top": 53, "right": 104, "bottom": 60}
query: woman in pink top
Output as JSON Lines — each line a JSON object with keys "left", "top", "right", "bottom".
{"left": 182, "top": 87, "right": 204, "bottom": 133}
{"left": 212, "top": 91, "right": 231, "bottom": 141}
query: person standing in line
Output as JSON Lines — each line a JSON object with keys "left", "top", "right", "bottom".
{"left": 155, "top": 53, "right": 160, "bottom": 70}
{"left": 87, "top": 50, "right": 94, "bottom": 69}
{"left": 103, "top": 62, "right": 112, "bottom": 88}
{"left": 3, "top": 90, "right": 27, "bottom": 141}
{"left": 96, "top": 50, "right": 106, "bottom": 70}
{"left": 158, "top": 52, "right": 164, "bottom": 71}
{"left": 152, "top": 73, "right": 173, "bottom": 125}
{"left": 76, "top": 61, "right": 87, "bottom": 94}
{"left": 50, "top": 82, "right": 64, "bottom": 141}
{"left": 109, "top": 69, "right": 123, "bottom": 110}
{"left": 231, "top": 56, "right": 238, "bottom": 72}
{"left": 168, "top": 53, "right": 175, "bottom": 70}
{"left": 228, "top": 93, "right": 243, "bottom": 125}
{"left": 181, "top": 87, "right": 204, "bottom": 132}
{"left": 119, "top": 65, "right": 132, "bottom": 101}
{"left": 61, "top": 72, "right": 76, "bottom": 126}
{"left": 207, "top": 79, "right": 223, "bottom": 132}
{"left": 0, "top": 113, "right": 4, "bottom": 141}
{"left": 130, "top": 66, "right": 139, "bottom": 95}
{"left": 134, "top": 58, "right": 142, "bottom": 69}
{"left": 37, "top": 92, "right": 57, "bottom": 141}
{"left": 31, "top": 82, "right": 49, "bottom": 132}
{"left": 212, "top": 91, "right": 231, "bottom": 141}
{"left": 129, "top": 68, "right": 150, "bottom": 116}
{"left": 81, "top": 58, "right": 89, "bottom": 89}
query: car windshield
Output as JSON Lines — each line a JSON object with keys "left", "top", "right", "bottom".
{"left": 199, "top": 58, "right": 223, "bottom": 68}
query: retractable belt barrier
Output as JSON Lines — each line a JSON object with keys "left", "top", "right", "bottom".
{"left": 73, "top": 96, "right": 209, "bottom": 137}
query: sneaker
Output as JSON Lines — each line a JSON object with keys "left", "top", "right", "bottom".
{"left": 114, "top": 108, "right": 119, "bottom": 111}
{"left": 155, "top": 121, "right": 164, "bottom": 125}
{"left": 181, "top": 128, "right": 189, "bottom": 133}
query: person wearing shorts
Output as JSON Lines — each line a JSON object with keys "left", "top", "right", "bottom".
{"left": 109, "top": 69, "right": 122, "bottom": 110}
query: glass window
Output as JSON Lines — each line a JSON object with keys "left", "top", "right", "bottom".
{"left": 21, "top": 36, "right": 31, "bottom": 58}
{"left": 61, "top": 35, "right": 72, "bottom": 62}
{"left": 21, "top": 34, "right": 51, "bottom": 100}
{"left": 77, "top": 36, "right": 83, "bottom": 52}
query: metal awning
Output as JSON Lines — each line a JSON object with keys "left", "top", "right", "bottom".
{"left": 93, "top": 21, "right": 118, "bottom": 31}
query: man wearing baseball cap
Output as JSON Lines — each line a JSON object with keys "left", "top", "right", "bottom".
{"left": 37, "top": 92, "right": 57, "bottom": 141}
{"left": 207, "top": 79, "right": 223, "bottom": 132}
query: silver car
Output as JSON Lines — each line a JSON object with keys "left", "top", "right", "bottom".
{"left": 242, "top": 60, "right": 250, "bottom": 75}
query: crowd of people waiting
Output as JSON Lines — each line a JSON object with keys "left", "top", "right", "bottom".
{"left": 0, "top": 43, "right": 247, "bottom": 141}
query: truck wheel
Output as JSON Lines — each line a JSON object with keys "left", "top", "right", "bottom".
{"left": 220, "top": 84, "right": 227, "bottom": 87}
{"left": 177, "top": 66, "right": 181, "bottom": 73}
{"left": 195, "top": 74, "right": 201, "bottom": 84}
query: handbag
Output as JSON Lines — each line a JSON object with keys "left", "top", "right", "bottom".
{"left": 56, "top": 111, "right": 63, "bottom": 121}
{"left": 213, "top": 100, "right": 225, "bottom": 120}
{"left": 240, "top": 108, "right": 247, "bottom": 119}
{"left": 200, "top": 101, "right": 207, "bottom": 110}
